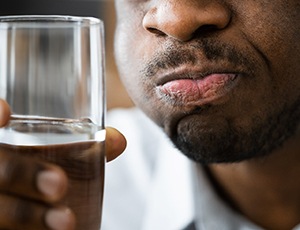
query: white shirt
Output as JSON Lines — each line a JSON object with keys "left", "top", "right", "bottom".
{"left": 102, "top": 107, "right": 300, "bottom": 230}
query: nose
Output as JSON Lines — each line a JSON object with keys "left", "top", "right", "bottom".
{"left": 142, "top": 1, "right": 231, "bottom": 41}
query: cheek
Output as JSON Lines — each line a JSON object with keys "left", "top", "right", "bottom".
{"left": 114, "top": 26, "right": 140, "bottom": 87}
{"left": 115, "top": 21, "right": 159, "bottom": 101}
{"left": 237, "top": 1, "right": 300, "bottom": 98}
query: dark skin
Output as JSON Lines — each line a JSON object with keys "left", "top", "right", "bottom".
{"left": 0, "top": 99, "right": 126, "bottom": 230}
{"left": 114, "top": 0, "right": 300, "bottom": 229}
{"left": 0, "top": 0, "right": 300, "bottom": 229}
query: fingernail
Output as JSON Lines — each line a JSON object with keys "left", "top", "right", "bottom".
{"left": 45, "top": 208, "right": 75, "bottom": 230}
{"left": 37, "top": 170, "right": 65, "bottom": 199}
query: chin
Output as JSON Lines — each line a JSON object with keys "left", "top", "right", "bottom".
{"left": 171, "top": 130, "right": 259, "bottom": 164}
{"left": 169, "top": 109, "right": 300, "bottom": 165}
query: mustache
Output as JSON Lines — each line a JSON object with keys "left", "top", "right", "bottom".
{"left": 141, "top": 39, "right": 257, "bottom": 78}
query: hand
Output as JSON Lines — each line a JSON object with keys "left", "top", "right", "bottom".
{"left": 0, "top": 99, "right": 126, "bottom": 230}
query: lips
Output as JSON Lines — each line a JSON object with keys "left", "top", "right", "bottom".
{"left": 156, "top": 73, "right": 239, "bottom": 105}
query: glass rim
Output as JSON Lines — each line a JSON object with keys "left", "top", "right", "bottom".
{"left": 0, "top": 15, "right": 103, "bottom": 28}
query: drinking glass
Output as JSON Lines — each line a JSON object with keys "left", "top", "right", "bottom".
{"left": 0, "top": 15, "right": 106, "bottom": 229}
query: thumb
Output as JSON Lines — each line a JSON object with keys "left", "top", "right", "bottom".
{"left": 0, "top": 100, "right": 11, "bottom": 127}
{"left": 105, "top": 127, "right": 127, "bottom": 162}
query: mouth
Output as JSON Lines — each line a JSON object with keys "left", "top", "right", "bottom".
{"left": 155, "top": 68, "right": 241, "bottom": 107}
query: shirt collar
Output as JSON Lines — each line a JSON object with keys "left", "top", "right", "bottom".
{"left": 141, "top": 145, "right": 195, "bottom": 230}
{"left": 191, "top": 164, "right": 264, "bottom": 230}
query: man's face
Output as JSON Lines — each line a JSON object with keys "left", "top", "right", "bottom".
{"left": 114, "top": 0, "right": 300, "bottom": 163}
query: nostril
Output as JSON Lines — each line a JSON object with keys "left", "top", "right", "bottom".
{"left": 199, "top": 24, "right": 219, "bottom": 33}
{"left": 146, "top": 27, "right": 166, "bottom": 37}
{"left": 191, "top": 24, "right": 221, "bottom": 38}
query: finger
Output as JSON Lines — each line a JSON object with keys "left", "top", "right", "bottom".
{"left": 105, "top": 127, "right": 127, "bottom": 162}
{"left": 0, "top": 148, "right": 68, "bottom": 203}
{"left": 0, "top": 194, "right": 75, "bottom": 230}
{"left": 0, "top": 100, "right": 11, "bottom": 127}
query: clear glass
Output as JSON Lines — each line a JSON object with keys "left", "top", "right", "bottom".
{"left": 0, "top": 15, "right": 106, "bottom": 230}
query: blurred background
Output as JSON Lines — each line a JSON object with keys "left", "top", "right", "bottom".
{"left": 0, "top": 0, "right": 133, "bottom": 110}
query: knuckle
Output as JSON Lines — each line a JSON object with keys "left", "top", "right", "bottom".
{"left": 13, "top": 199, "right": 38, "bottom": 225}
{"left": 0, "top": 150, "right": 67, "bottom": 203}
{"left": 0, "top": 156, "right": 25, "bottom": 187}
{"left": 0, "top": 194, "right": 48, "bottom": 230}
{"left": 0, "top": 154, "right": 30, "bottom": 189}
{"left": 0, "top": 152, "right": 43, "bottom": 196}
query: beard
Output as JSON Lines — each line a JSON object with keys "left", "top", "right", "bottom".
{"left": 170, "top": 98, "right": 300, "bottom": 164}
{"left": 135, "top": 35, "right": 300, "bottom": 164}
